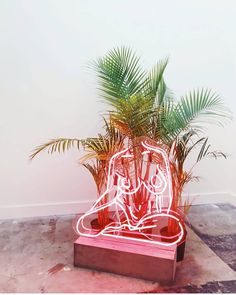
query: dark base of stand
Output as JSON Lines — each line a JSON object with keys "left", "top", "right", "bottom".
{"left": 74, "top": 231, "right": 177, "bottom": 283}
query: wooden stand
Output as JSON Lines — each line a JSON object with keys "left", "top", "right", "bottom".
{"left": 74, "top": 231, "right": 177, "bottom": 283}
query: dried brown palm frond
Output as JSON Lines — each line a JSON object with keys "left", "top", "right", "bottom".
{"left": 29, "top": 138, "right": 81, "bottom": 160}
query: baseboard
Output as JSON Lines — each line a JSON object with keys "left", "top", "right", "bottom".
{"left": 0, "top": 200, "right": 95, "bottom": 220}
{"left": 0, "top": 192, "right": 235, "bottom": 220}
{"left": 181, "top": 191, "right": 235, "bottom": 205}
{"left": 231, "top": 193, "right": 236, "bottom": 198}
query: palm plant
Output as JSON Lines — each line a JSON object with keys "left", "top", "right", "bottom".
{"left": 31, "top": 46, "right": 231, "bottom": 233}
{"left": 93, "top": 47, "right": 230, "bottom": 141}
{"left": 91, "top": 46, "right": 231, "bottom": 232}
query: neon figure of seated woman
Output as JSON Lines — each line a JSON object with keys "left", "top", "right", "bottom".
{"left": 76, "top": 141, "right": 184, "bottom": 246}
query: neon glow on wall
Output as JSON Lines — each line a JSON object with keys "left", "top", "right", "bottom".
{"left": 76, "top": 141, "right": 184, "bottom": 246}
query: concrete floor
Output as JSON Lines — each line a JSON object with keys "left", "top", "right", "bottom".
{"left": 0, "top": 203, "right": 236, "bottom": 293}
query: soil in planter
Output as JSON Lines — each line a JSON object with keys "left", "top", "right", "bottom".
{"left": 160, "top": 226, "right": 187, "bottom": 262}
{"left": 90, "top": 218, "right": 114, "bottom": 230}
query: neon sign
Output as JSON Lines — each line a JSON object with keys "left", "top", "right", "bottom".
{"left": 76, "top": 141, "right": 184, "bottom": 246}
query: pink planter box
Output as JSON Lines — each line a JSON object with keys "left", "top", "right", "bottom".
{"left": 74, "top": 231, "right": 177, "bottom": 282}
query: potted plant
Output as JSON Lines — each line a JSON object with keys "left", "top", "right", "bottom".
{"left": 30, "top": 47, "right": 231, "bottom": 260}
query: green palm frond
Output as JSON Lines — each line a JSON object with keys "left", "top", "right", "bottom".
{"left": 92, "top": 46, "right": 147, "bottom": 103}
{"left": 175, "top": 88, "right": 231, "bottom": 127}
{"left": 29, "top": 138, "right": 81, "bottom": 160}
{"left": 108, "top": 94, "right": 155, "bottom": 138}
{"left": 170, "top": 130, "right": 227, "bottom": 183}
{"left": 196, "top": 138, "right": 227, "bottom": 163}
{"left": 156, "top": 78, "right": 174, "bottom": 106}
{"left": 145, "top": 58, "right": 169, "bottom": 103}
{"left": 81, "top": 118, "right": 125, "bottom": 161}
{"left": 164, "top": 88, "right": 232, "bottom": 141}
{"left": 170, "top": 131, "right": 207, "bottom": 173}
{"left": 148, "top": 100, "right": 175, "bottom": 142}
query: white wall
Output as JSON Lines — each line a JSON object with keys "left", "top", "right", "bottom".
{"left": 0, "top": 0, "right": 236, "bottom": 218}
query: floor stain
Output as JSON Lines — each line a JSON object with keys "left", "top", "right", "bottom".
{"left": 143, "top": 280, "right": 236, "bottom": 293}
{"left": 47, "top": 263, "right": 65, "bottom": 275}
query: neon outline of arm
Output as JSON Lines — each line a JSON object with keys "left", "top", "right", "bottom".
{"left": 77, "top": 192, "right": 184, "bottom": 247}
{"left": 80, "top": 213, "right": 184, "bottom": 247}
